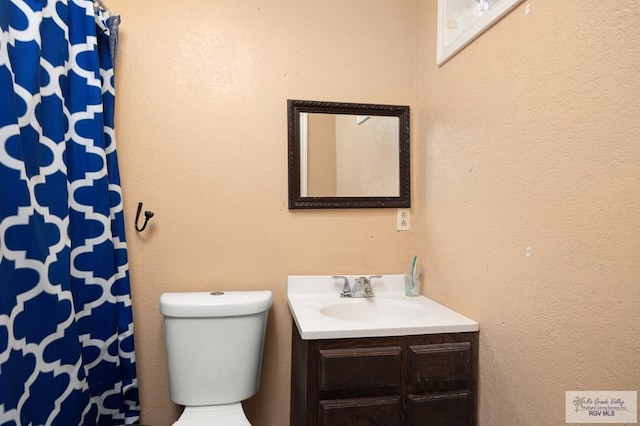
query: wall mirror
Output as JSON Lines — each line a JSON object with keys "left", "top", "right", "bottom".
{"left": 288, "top": 99, "right": 410, "bottom": 209}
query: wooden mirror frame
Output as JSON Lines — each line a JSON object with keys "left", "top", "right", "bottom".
{"left": 287, "top": 99, "right": 410, "bottom": 209}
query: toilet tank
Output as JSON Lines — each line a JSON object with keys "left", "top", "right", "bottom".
{"left": 159, "top": 291, "right": 273, "bottom": 406}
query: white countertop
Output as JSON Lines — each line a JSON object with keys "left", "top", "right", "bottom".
{"left": 287, "top": 274, "right": 479, "bottom": 340}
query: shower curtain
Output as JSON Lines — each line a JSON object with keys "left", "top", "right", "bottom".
{"left": 0, "top": 0, "right": 139, "bottom": 424}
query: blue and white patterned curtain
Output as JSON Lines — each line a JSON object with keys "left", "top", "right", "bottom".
{"left": 0, "top": 0, "right": 139, "bottom": 424}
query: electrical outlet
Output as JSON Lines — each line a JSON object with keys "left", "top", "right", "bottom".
{"left": 397, "top": 208, "right": 410, "bottom": 231}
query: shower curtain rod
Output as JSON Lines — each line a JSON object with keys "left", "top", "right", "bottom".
{"left": 94, "top": 0, "right": 111, "bottom": 13}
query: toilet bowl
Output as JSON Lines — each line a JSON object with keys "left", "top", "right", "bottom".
{"left": 159, "top": 290, "right": 273, "bottom": 425}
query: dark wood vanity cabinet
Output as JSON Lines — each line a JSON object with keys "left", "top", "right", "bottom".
{"left": 290, "top": 326, "right": 478, "bottom": 426}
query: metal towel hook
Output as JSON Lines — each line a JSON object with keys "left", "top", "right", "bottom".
{"left": 135, "top": 202, "right": 154, "bottom": 232}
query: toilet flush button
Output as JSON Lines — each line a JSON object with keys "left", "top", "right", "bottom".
{"left": 210, "top": 291, "right": 225, "bottom": 296}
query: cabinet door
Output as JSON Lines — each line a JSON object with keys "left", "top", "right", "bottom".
{"left": 406, "top": 391, "right": 470, "bottom": 426}
{"left": 408, "top": 342, "right": 472, "bottom": 392}
{"left": 318, "top": 346, "right": 402, "bottom": 393}
{"left": 318, "top": 396, "right": 401, "bottom": 426}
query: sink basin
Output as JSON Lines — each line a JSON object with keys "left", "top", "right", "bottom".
{"left": 287, "top": 275, "right": 479, "bottom": 339}
{"left": 320, "top": 299, "right": 428, "bottom": 323}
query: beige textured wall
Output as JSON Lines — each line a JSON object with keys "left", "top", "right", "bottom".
{"left": 307, "top": 113, "right": 336, "bottom": 196}
{"left": 336, "top": 115, "right": 400, "bottom": 196}
{"left": 109, "top": 0, "right": 416, "bottom": 425}
{"left": 416, "top": 1, "right": 640, "bottom": 425}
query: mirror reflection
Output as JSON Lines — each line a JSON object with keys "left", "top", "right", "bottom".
{"left": 288, "top": 99, "right": 410, "bottom": 209}
{"left": 301, "top": 113, "right": 400, "bottom": 197}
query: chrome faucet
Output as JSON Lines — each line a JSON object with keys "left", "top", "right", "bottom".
{"left": 334, "top": 275, "right": 382, "bottom": 298}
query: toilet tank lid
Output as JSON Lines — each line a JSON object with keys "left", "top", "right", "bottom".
{"left": 159, "top": 291, "right": 273, "bottom": 318}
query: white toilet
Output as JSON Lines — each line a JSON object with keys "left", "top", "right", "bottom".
{"left": 159, "top": 290, "right": 273, "bottom": 425}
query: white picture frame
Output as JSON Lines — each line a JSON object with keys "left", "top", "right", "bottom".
{"left": 437, "top": 0, "right": 524, "bottom": 66}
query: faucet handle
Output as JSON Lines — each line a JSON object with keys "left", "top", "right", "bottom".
{"left": 363, "top": 275, "right": 382, "bottom": 297}
{"left": 332, "top": 275, "right": 351, "bottom": 297}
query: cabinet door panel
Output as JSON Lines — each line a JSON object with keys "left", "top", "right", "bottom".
{"left": 407, "top": 391, "right": 470, "bottom": 426}
{"left": 408, "top": 342, "right": 471, "bottom": 392}
{"left": 318, "top": 346, "right": 401, "bottom": 392}
{"left": 319, "top": 396, "right": 401, "bottom": 426}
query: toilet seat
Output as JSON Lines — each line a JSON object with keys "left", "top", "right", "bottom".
{"left": 172, "top": 403, "right": 251, "bottom": 426}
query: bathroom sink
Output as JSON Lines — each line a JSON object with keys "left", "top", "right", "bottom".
{"left": 287, "top": 275, "right": 479, "bottom": 339}
{"left": 320, "top": 299, "right": 428, "bottom": 323}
